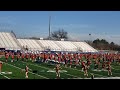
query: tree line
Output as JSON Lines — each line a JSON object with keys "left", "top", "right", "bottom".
{"left": 89, "top": 39, "right": 120, "bottom": 51}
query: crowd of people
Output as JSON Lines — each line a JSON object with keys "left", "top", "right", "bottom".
{"left": 2, "top": 50, "right": 120, "bottom": 79}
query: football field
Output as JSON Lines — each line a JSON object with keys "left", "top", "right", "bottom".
{"left": 0, "top": 56, "right": 120, "bottom": 79}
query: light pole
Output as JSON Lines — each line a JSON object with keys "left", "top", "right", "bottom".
{"left": 49, "top": 16, "right": 51, "bottom": 40}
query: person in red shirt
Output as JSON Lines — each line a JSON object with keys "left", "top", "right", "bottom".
{"left": 17, "top": 53, "right": 20, "bottom": 61}
{"left": 0, "top": 61, "right": 3, "bottom": 72}
{"left": 81, "top": 61, "right": 85, "bottom": 71}
{"left": 25, "top": 53, "right": 29, "bottom": 61}
{"left": 11, "top": 53, "right": 14, "bottom": 62}
{"left": 64, "top": 54, "right": 67, "bottom": 68}
{"left": 102, "top": 61, "right": 106, "bottom": 70}
{"left": 21, "top": 53, "right": 25, "bottom": 61}
{"left": 32, "top": 54, "right": 35, "bottom": 62}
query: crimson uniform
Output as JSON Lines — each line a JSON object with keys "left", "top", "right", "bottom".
{"left": 87, "top": 59, "right": 91, "bottom": 69}
{"left": 58, "top": 54, "right": 61, "bottom": 63}
{"left": 5, "top": 53, "right": 9, "bottom": 62}
{"left": 21, "top": 53, "right": 25, "bottom": 61}
{"left": 69, "top": 55, "right": 72, "bottom": 68}
{"left": 17, "top": 53, "right": 20, "bottom": 61}
{"left": 0, "top": 61, "right": 3, "bottom": 72}
{"left": 81, "top": 61, "right": 85, "bottom": 68}
{"left": 81, "top": 61, "right": 85, "bottom": 71}
{"left": 25, "top": 53, "right": 29, "bottom": 61}
{"left": 31, "top": 54, "right": 34, "bottom": 62}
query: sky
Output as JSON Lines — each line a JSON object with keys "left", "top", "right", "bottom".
{"left": 0, "top": 11, "right": 120, "bottom": 44}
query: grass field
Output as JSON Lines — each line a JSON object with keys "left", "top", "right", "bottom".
{"left": 0, "top": 56, "right": 120, "bottom": 79}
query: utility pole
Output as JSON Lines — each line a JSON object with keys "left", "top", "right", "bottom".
{"left": 49, "top": 16, "right": 51, "bottom": 40}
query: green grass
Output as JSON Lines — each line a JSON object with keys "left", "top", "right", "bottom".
{"left": 0, "top": 56, "right": 120, "bottom": 79}
{"left": 0, "top": 74, "right": 7, "bottom": 79}
{"left": 1, "top": 62, "right": 46, "bottom": 79}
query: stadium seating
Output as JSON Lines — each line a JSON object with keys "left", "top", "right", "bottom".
{"left": 17, "top": 39, "right": 43, "bottom": 51}
{"left": 0, "top": 32, "right": 98, "bottom": 52}
{"left": 38, "top": 40, "right": 61, "bottom": 51}
{"left": 82, "top": 42, "right": 98, "bottom": 52}
{"left": 72, "top": 41, "right": 98, "bottom": 52}
{"left": 55, "top": 41, "right": 78, "bottom": 51}
{"left": 0, "top": 32, "right": 21, "bottom": 50}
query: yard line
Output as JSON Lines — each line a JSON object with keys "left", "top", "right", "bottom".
{"left": 22, "top": 61, "right": 49, "bottom": 70}
{"left": 112, "top": 67, "right": 120, "bottom": 71}
{"left": 0, "top": 73, "right": 10, "bottom": 79}
{"left": 64, "top": 73, "right": 78, "bottom": 78}
{"left": 21, "top": 61, "right": 80, "bottom": 78}
{"left": 3, "top": 62, "right": 48, "bottom": 79}
{"left": 65, "top": 67, "right": 107, "bottom": 77}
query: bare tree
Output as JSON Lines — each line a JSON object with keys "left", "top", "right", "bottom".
{"left": 51, "top": 29, "right": 68, "bottom": 40}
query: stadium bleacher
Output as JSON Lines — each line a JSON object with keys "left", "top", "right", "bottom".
{"left": 0, "top": 32, "right": 21, "bottom": 50}
{"left": 17, "top": 39, "right": 43, "bottom": 51}
{"left": 72, "top": 41, "right": 97, "bottom": 52}
{"left": 0, "top": 32, "right": 98, "bottom": 53}
{"left": 38, "top": 40, "right": 61, "bottom": 51}
{"left": 55, "top": 41, "right": 78, "bottom": 52}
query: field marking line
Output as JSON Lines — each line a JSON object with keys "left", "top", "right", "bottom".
{"left": 3, "top": 62, "right": 48, "bottom": 79}
{"left": 112, "top": 67, "right": 118, "bottom": 70}
{"left": 64, "top": 66, "right": 107, "bottom": 77}
{"left": 0, "top": 73, "right": 10, "bottom": 79}
{"left": 63, "top": 73, "right": 79, "bottom": 78}
{"left": 21, "top": 61, "right": 80, "bottom": 78}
